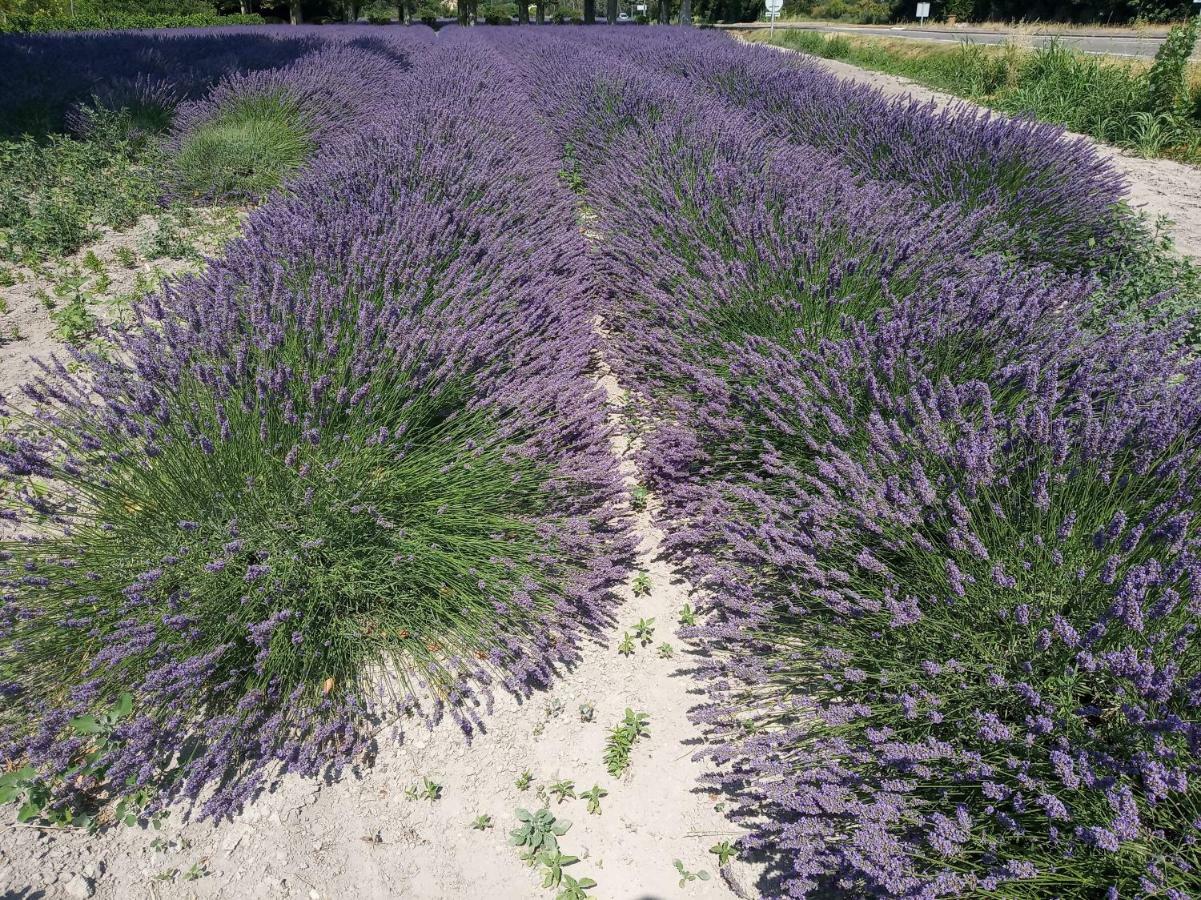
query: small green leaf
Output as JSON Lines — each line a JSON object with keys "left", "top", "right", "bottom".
{"left": 697, "top": 870, "right": 711, "bottom": 880}
{"left": 70, "top": 715, "right": 101, "bottom": 735}
{"left": 17, "top": 801, "right": 40, "bottom": 822}
{"left": 113, "top": 693, "right": 134, "bottom": 718}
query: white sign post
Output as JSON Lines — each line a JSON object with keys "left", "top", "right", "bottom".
{"left": 765, "top": 0, "right": 783, "bottom": 36}
{"left": 916, "top": 2, "right": 930, "bottom": 23}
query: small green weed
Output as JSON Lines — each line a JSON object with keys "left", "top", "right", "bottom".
{"left": 603, "top": 708, "right": 650, "bottom": 777}
{"left": 673, "top": 859, "right": 711, "bottom": 887}
{"left": 617, "top": 632, "right": 635, "bottom": 656}
{"left": 634, "top": 617, "right": 655, "bottom": 645}
{"left": 510, "top": 806, "right": 571, "bottom": 855}
{"left": 549, "top": 779, "right": 576, "bottom": 804}
{"left": 709, "top": 840, "right": 738, "bottom": 867}
{"left": 631, "top": 571, "right": 652, "bottom": 596}
{"left": 581, "top": 784, "right": 607, "bottom": 815}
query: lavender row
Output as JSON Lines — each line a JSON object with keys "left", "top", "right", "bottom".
{"left": 502, "top": 28, "right": 1201, "bottom": 898}
{"left": 589, "top": 28, "right": 1126, "bottom": 270}
{"left": 0, "top": 32, "right": 629, "bottom": 823}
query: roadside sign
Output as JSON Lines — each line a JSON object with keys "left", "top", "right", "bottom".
{"left": 765, "top": 0, "right": 782, "bottom": 35}
{"left": 916, "top": 1, "right": 930, "bottom": 22}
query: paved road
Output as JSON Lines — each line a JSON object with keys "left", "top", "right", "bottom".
{"left": 722, "top": 22, "right": 1201, "bottom": 59}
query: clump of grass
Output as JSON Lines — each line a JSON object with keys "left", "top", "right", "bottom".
{"left": 173, "top": 93, "right": 313, "bottom": 202}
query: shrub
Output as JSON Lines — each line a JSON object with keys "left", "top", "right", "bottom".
{"left": 0, "top": 12, "right": 263, "bottom": 32}
{"left": 173, "top": 92, "right": 313, "bottom": 202}
{"left": 0, "top": 34, "right": 624, "bottom": 826}
{"left": 1145, "top": 16, "right": 1199, "bottom": 116}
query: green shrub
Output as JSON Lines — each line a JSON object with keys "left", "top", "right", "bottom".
{"left": 363, "top": 0, "right": 394, "bottom": 22}
{"left": 174, "top": 93, "right": 313, "bottom": 203}
{"left": 0, "top": 12, "right": 262, "bottom": 32}
{"left": 1145, "top": 16, "right": 1199, "bottom": 116}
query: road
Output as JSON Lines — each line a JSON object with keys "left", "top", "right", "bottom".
{"left": 721, "top": 22, "right": 1201, "bottom": 59}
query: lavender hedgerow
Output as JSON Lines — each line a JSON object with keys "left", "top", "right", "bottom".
{"left": 0, "top": 25, "right": 424, "bottom": 137}
{"left": 585, "top": 27, "right": 1127, "bottom": 269}
{"left": 0, "top": 34, "right": 628, "bottom": 823}
{"left": 499, "top": 27, "right": 1201, "bottom": 898}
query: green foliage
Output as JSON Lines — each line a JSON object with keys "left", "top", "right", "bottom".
{"left": 678, "top": 603, "right": 697, "bottom": 626}
{"left": 0, "top": 693, "right": 163, "bottom": 829}
{"left": 174, "top": 92, "right": 313, "bottom": 203}
{"left": 0, "top": 111, "right": 164, "bottom": 260}
{"left": 656, "top": 642, "right": 673, "bottom": 658}
{"left": 558, "top": 142, "right": 586, "bottom": 195}
{"left": 631, "top": 571, "right": 652, "bottom": 596}
{"left": 143, "top": 212, "right": 195, "bottom": 261}
{"left": 363, "top": 0, "right": 394, "bottom": 21}
{"left": 580, "top": 784, "right": 607, "bottom": 815}
{"left": 629, "top": 484, "right": 649, "bottom": 510}
{"left": 1094, "top": 213, "right": 1201, "bottom": 350}
{"left": 50, "top": 294, "right": 96, "bottom": 345}
{"left": 480, "top": 1, "right": 516, "bottom": 22}
{"left": 603, "top": 708, "right": 649, "bottom": 777}
{"left": 418, "top": 777, "right": 442, "bottom": 801}
{"left": 709, "top": 840, "right": 738, "bottom": 866}
{"left": 766, "top": 32, "right": 1201, "bottom": 163}
{"left": 510, "top": 806, "right": 571, "bottom": 855}
{"left": 673, "top": 859, "right": 711, "bottom": 887}
{"left": 617, "top": 631, "right": 635, "bottom": 656}
{"left": 516, "top": 770, "right": 534, "bottom": 791}
{"left": 1146, "top": 16, "right": 1199, "bottom": 115}
{"left": 548, "top": 779, "right": 576, "bottom": 804}
{"left": 0, "top": 8, "right": 262, "bottom": 32}
{"left": 782, "top": 0, "right": 891, "bottom": 22}
{"left": 577, "top": 702, "right": 594, "bottom": 722}
{"left": 555, "top": 874, "right": 596, "bottom": 900}
{"left": 471, "top": 813, "right": 494, "bottom": 830}
{"left": 114, "top": 246, "right": 137, "bottom": 269}
{"left": 633, "top": 616, "right": 655, "bottom": 644}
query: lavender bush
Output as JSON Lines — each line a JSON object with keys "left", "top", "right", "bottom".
{"left": 0, "top": 33, "right": 627, "bottom": 823}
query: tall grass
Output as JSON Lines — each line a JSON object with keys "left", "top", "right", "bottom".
{"left": 763, "top": 27, "right": 1201, "bottom": 162}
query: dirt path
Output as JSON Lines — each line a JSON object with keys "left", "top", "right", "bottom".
{"left": 768, "top": 48, "right": 1201, "bottom": 262}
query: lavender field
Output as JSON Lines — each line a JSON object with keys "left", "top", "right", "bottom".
{"left": 0, "top": 23, "right": 1199, "bottom": 900}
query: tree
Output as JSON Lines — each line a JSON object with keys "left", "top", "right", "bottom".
{"left": 679, "top": 0, "right": 689, "bottom": 21}
{"left": 289, "top": 0, "right": 302, "bottom": 21}
{"left": 517, "top": 0, "right": 528, "bottom": 21}
{"left": 535, "top": 0, "right": 544, "bottom": 20}
{"left": 605, "top": 0, "right": 616, "bottom": 20}
{"left": 583, "top": 0, "right": 595, "bottom": 20}
{"left": 239, "top": 0, "right": 252, "bottom": 12}
{"left": 657, "top": 0, "right": 668, "bottom": 21}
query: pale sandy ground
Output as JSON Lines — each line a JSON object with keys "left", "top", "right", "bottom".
{"left": 3, "top": 57, "right": 1200, "bottom": 900}
{"left": 778, "top": 47, "right": 1201, "bottom": 261}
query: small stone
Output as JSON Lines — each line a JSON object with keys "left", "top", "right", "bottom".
{"left": 63, "top": 874, "right": 94, "bottom": 899}
{"left": 309, "top": 890, "right": 320, "bottom": 899}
